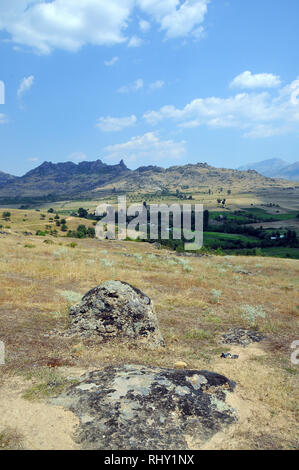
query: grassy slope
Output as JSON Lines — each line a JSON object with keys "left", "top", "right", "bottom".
{"left": 0, "top": 211, "right": 298, "bottom": 449}
{"left": 0, "top": 208, "right": 96, "bottom": 235}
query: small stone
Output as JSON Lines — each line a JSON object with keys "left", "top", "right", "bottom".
{"left": 220, "top": 352, "right": 239, "bottom": 360}
{"left": 174, "top": 361, "right": 188, "bottom": 369}
{"left": 221, "top": 352, "right": 232, "bottom": 358}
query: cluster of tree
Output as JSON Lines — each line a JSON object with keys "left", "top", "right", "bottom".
{"left": 36, "top": 229, "right": 58, "bottom": 237}
{"left": 175, "top": 190, "right": 193, "bottom": 200}
{"left": 208, "top": 221, "right": 298, "bottom": 247}
{"left": 66, "top": 224, "right": 95, "bottom": 239}
{"left": 2, "top": 211, "right": 11, "bottom": 220}
{"left": 217, "top": 198, "right": 226, "bottom": 207}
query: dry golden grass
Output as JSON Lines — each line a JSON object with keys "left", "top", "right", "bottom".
{"left": 0, "top": 427, "right": 23, "bottom": 450}
{"left": 0, "top": 208, "right": 95, "bottom": 235}
{"left": 0, "top": 209, "right": 298, "bottom": 450}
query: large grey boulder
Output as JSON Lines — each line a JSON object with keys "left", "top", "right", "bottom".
{"left": 53, "top": 365, "right": 237, "bottom": 450}
{"left": 68, "top": 281, "right": 165, "bottom": 348}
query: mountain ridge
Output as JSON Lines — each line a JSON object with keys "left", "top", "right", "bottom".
{"left": 0, "top": 159, "right": 297, "bottom": 202}
{"left": 0, "top": 170, "right": 19, "bottom": 186}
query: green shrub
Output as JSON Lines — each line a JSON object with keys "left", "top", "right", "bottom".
{"left": 36, "top": 230, "right": 47, "bottom": 236}
{"left": 211, "top": 289, "right": 222, "bottom": 303}
{"left": 23, "top": 368, "right": 78, "bottom": 401}
{"left": 185, "top": 329, "right": 213, "bottom": 340}
{"left": 59, "top": 290, "right": 82, "bottom": 303}
{"left": 240, "top": 305, "right": 266, "bottom": 325}
{"left": 68, "top": 242, "right": 77, "bottom": 248}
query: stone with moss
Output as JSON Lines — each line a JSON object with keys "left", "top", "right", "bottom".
{"left": 52, "top": 364, "right": 237, "bottom": 450}
{"left": 68, "top": 281, "right": 165, "bottom": 348}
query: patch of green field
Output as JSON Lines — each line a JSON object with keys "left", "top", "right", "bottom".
{"left": 204, "top": 231, "right": 259, "bottom": 245}
{"left": 260, "top": 247, "right": 299, "bottom": 259}
{"left": 209, "top": 208, "right": 298, "bottom": 224}
{"left": 209, "top": 211, "right": 251, "bottom": 223}
{"left": 244, "top": 208, "right": 298, "bottom": 221}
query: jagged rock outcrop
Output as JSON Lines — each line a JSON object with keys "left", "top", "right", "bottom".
{"left": 53, "top": 364, "right": 237, "bottom": 450}
{"left": 68, "top": 281, "right": 165, "bottom": 348}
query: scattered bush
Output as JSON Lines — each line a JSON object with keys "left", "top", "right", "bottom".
{"left": 67, "top": 224, "right": 95, "bottom": 239}
{"left": 185, "top": 329, "right": 213, "bottom": 340}
{"left": 23, "top": 368, "right": 77, "bottom": 401}
{"left": 211, "top": 289, "right": 222, "bottom": 303}
{"left": 101, "top": 259, "right": 114, "bottom": 267}
{"left": 53, "top": 247, "right": 68, "bottom": 257}
{"left": 240, "top": 305, "right": 266, "bottom": 325}
{"left": 68, "top": 242, "right": 77, "bottom": 248}
{"left": 36, "top": 230, "right": 47, "bottom": 236}
{"left": 43, "top": 239, "right": 54, "bottom": 245}
{"left": 59, "top": 290, "right": 82, "bottom": 304}
{"left": 2, "top": 211, "right": 11, "bottom": 220}
{"left": 0, "top": 428, "right": 23, "bottom": 450}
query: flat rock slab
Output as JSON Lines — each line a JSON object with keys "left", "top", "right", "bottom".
{"left": 68, "top": 281, "right": 165, "bottom": 348}
{"left": 53, "top": 365, "right": 237, "bottom": 450}
{"left": 222, "top": 327, "right": 265, "bottom": 347}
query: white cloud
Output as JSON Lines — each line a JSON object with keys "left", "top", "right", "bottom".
{"left": 117, "top": 78, "right": 144, "bottom": 93}
{"left": 28, "top": 157, "right": 39, "bottom": 162}
{"left": 104, "top": 56, "right": 119, "bottom": 67}
{"left": 230, "top": 71, "right": 281, "bottom": 89}
{"left": 137, "top": 0, "right": 210, "bottom": 39}
{"left": 0, "top": 114, "right": 8, "bottom": 124}
{"left": 96, "top": 115, "right": 137, "bottom": 132}
{"left": 0, "top": 0, "right": 133, "bottom": 54}
{"left": 243, "top": 125, "right": 287, "bottom": 139}
{"left": 104, "top": 131, "right": 186, "bottom": 162}
{"left": 143, "top": 76, "right": 299, "bottom": 138}
{"left": 139, "top": 19, "right": 151, "bottom": 33}
{"left": 68, "top": 152, "right": 88, "bottom": 162}
{"left": 128, "top": 35, "right": 143, "bottom": 47}
{"left": 17, "top": 75, "right": 34, "bottom": 98}
{"left": 281, "top": 78, "right": 299, "bottom": 105}
{"left": 0, "top": 0, "right": 210, "bottom": 54}
{"left": 149, "top": 80, "right": 165, "bottom": 91}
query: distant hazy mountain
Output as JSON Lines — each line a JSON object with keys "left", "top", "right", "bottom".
{"left": 278, "top": 162, "right": 299, "bottom": 181}
{"left": 0, "top": 170, "right": 18, "bottom": 187}
{"left": 238, "top": 158, "right": 299, "bottom": 181}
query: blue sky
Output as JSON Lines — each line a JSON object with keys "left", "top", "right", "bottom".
{"left": 0, "top": 0, "right": 298, "bottom": 176}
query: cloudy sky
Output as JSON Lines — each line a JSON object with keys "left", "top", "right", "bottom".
{"left": 0, "top": 0, "right": 298, "bottom": 175}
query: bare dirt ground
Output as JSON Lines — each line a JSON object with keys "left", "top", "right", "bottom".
{"left": 0, "top": 376, "right": 79, "bottom": 450}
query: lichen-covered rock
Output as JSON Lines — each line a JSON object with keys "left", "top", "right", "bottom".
{"left": 222, "top": 328, "right": 265, "bottom": 347}
{"left": 52, "top": 364, "right": 237, "bottom": 450}
{"left": 68, "top": 281, "right": 165, "bottom": 348}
